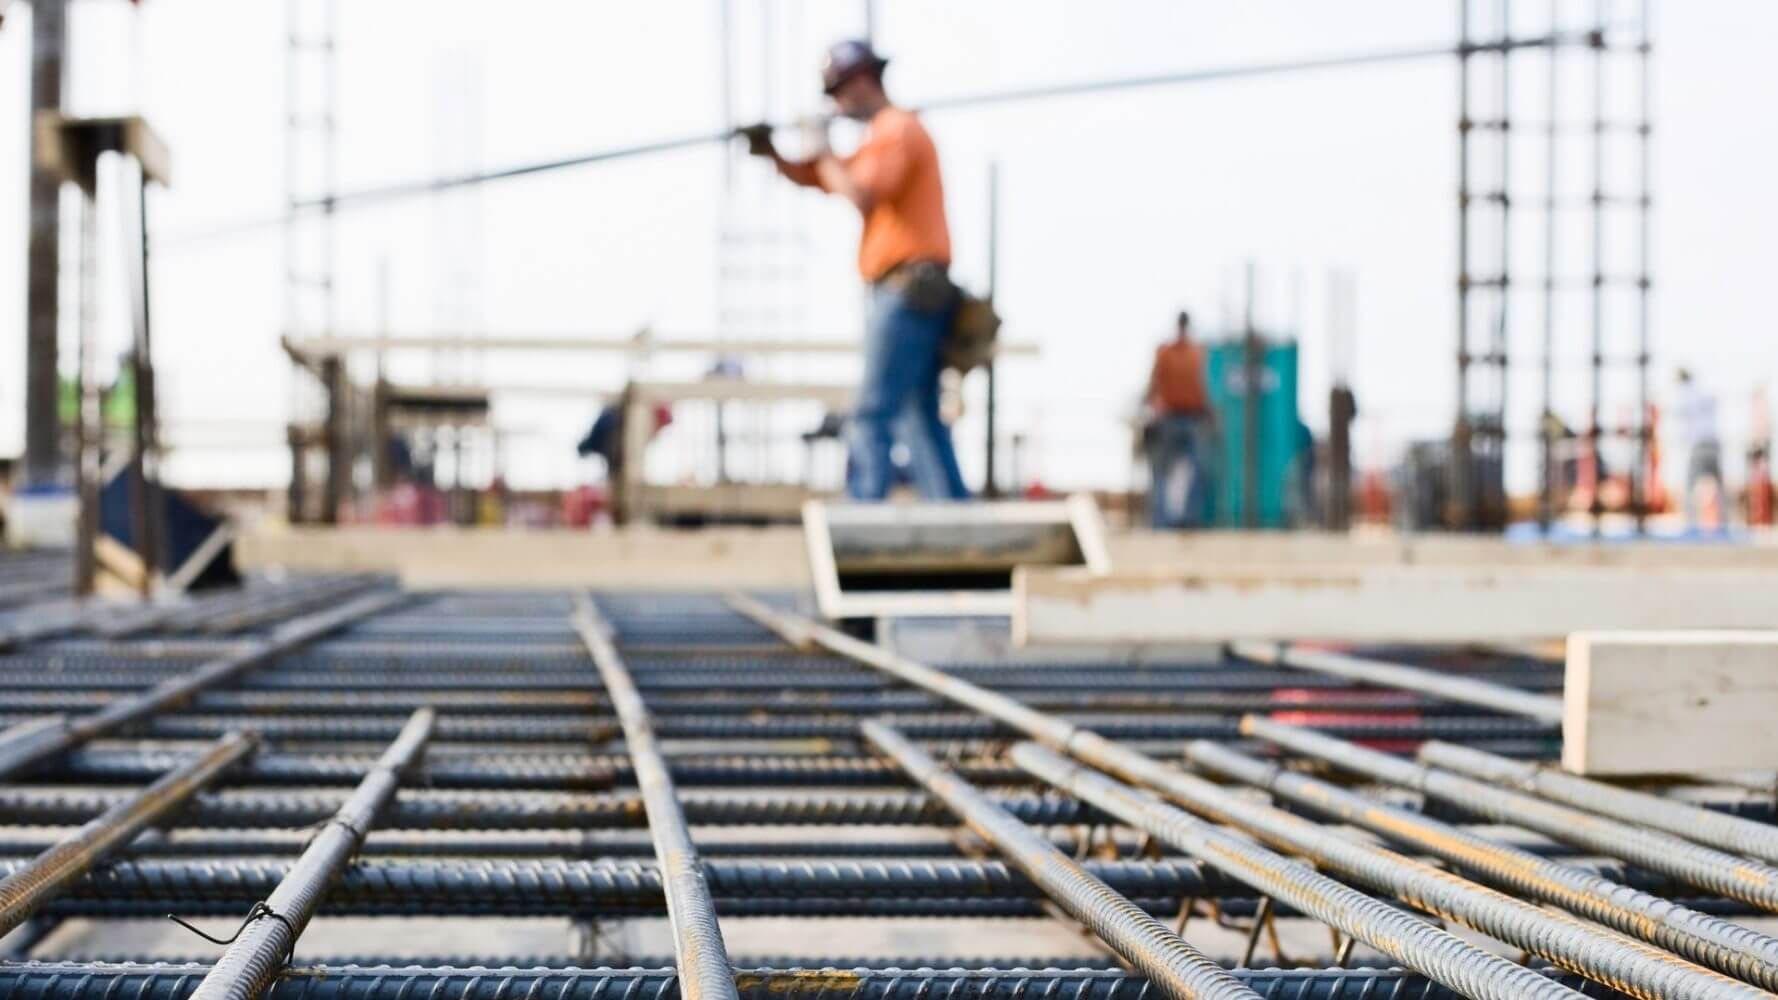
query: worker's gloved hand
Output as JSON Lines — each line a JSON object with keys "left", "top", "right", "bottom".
{"left": 737, "top": 123, "right": 775, "bottom": 158}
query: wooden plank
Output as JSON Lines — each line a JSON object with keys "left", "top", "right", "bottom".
{"left": 1563, "top": 631, "right": 1778, "bottom": 776}
{"left": 1015, "top": 566, "right": 1778, "bottom": 645}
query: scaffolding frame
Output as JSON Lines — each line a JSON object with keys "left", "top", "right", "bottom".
{"left": 1452, "top": 0, "right": 1652, "bottom": 533}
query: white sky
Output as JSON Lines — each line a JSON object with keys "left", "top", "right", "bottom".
{"left": 2, "top": 1, "right": 1775, "bottom": 495}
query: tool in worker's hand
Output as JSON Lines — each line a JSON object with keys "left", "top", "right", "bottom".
{"left": 736, "top": 123, "right": 775, "bottom": 158}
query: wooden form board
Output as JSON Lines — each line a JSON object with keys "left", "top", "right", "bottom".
{"left": 1563, "top": 631, "right": 1778, "bottom": 776}
{"left": 1015, "top": 566, "right": 1778, "bottom": 645}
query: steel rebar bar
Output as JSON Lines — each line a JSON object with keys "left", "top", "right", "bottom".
{"left": 1183, "top": 737, "right": 1778, "bottom": 991}
{"left": 860, "top": 720, "right": 1258, "bottom": 1000}
{"left": 731, "top": 602, "right": 1769, "bottom": 1000}
{"left": 185, "top": 707, "right": 435, "bottom": 1000}
{"left": 0, "top": 590, "right": 405, "bottom": 779}
{"left": 1242, "top": 716, "right": 1778, "bottom": 914}
{"left": 1011, "top": 741, "right": 1586, "bottom": 1000}
{"left": 575, "top": 597, "right": 737, "bottom": 1000}
{"left": 1419, "top": 740, "right": 1778, "bottom": 867}
{"left": 1228, "top": 641, "right": 1563, "bottom": 723}
{"left": 0, "top": 962, "right": 1632, "bottom": 1000}
{"left": 0, "top": 730, "right": 257, "bottom": 937}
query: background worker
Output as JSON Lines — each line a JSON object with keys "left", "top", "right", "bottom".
{"left": 1675, "top": 367, "right": 1723, "bottom": 532}
{"left": 743, "top": 40, "right": 969, "bottom": 501}
{"left": 1145, "top": 311, "right": 1215, "bottom": 528}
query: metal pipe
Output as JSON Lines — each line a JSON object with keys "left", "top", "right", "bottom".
{"left": 1227, "top": 641, "right": 1563, "bottom": 723}
{"left": 1419, "top": 740, "right": 1778, "bottom": 868}
{"left": 1184, "top": 738, "right": 1778, "bottom": 992}
{"left": 186, "top": 707, "right": 435, "bottom": 1000}
{"left": 0, "top": 730, "right": 257, "bottom": 937}
{"left": 575, "top": 597, "right": 737, "bottom": 1000}
{"left": 1242, "top": 716, "right": 1778, "bottom": 914}
{"left": 0, "top": 589, "right": 405, "bottom": 779}
{"left": 0, "top": 962, "right": 1625, "bottom": 1000}
{"left": 1010, "top": 741, "right": 1584, "bottom": 1000}
{"left": 735, "top": 604, "right": 1766, "bottom": 1000}
{"left": 860, "top": 721, "right": 1258, "bottom": 1000}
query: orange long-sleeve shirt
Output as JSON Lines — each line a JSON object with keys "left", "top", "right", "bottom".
{"left": 780, "top": 107, "right": 951, "bottom": 282}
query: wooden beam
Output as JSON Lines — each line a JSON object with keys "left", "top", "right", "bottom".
{"left": 1015, "top": 566, "right": 1778, "bottom": 645}
{"left": 1563, "top": 631, "right": 1778, "bottom": 776}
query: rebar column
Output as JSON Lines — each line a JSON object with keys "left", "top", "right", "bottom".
{"left": 860, "top": 721, "right": 1257, "bottom": 1000}
{"left": 573, "top": 596, "right": 737, "bottom": 1000}
{"left": 1185, "top": 737, "right": 1778, "bottom": 992}
{"left": 186, "top": 707, "right": 434, "bottom": 1000}
{"left": 0, "top": 730, "right": 257, "bottom": 937}
{"left": 1242, "top": 716, "right": 1778, "bottom": 914}
{"left": 1011, "top": 741, "right": 1585, "bottom": 1000}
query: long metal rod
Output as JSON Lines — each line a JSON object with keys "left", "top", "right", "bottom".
{"left": 573, "top": 596, "right": 737, "bottom": 1000}
{"left": 1227, "top": 641, "right": 1563, "bottom": 723}
{"left": 1010, "top": 741, "right": 1584, "bottom": 1000}
{"left": 1419, "top": 740, "right": 1778, "bottom": 868}
{"left": 860, "top": 720, "right": 1257, "bottom": 1000}
{"left": 732, "top": 600, "right": 1764, "bottom": 1000}
{"left": 0, "top": 963, "right": 1620, "bottom": 1000}
{"left": 1183, "top": 737, "right": 1778, "bottom": 992}
{"left": 0, "top": 730, "right": 258, "bottom": 937}
{"left": 0, "top": 785, "right": 1103, "bottom": 831}
{"left": 159, "top": 32, "right": 1597, "bottom": 246}
{"left": 187, "top": 707, "right": 435, "bottom": 1000}
{"left": 1242, "top": 716, "right": 1778, "bottom": 914}
{"left": 0, "top": 589, "right": 404, "bottom": 780}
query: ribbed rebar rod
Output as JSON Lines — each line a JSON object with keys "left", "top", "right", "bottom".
{"left": 1228, "top": 641, "right": 1564, "bottom": 723}
{"left": 0, "top": 785, "right": 1099, "bottom": 830}
{"left": 186, "top": 707, "right": 435, "bottom": 1000}
{"left": 0, "top": 962, "right": 1634, "bottom": 1000}
{"left": 737, "top": 604, "right": 1767, "bottom": 1000}
{"left": 1419, "top": 740, "right": 1778, "bottom": 867}
{"left": 0, "top": 590, "right": 406, "bottom": 780}
{"left": 1242, "top": 716, "right": 1778, "bottom": 914}
{"left": 574, "top": 596, "right": 737, "bottom": 1000}
{"left": 1183, "top": 737, "right": 1778, "bottom": 992}
{"left": 0, "top": 730, "right": 257, "bottom": 937}
{"left": 1011, "top": 742, "right": 1584, "bottom": 1000}
{"left": 860, "top": 721, "right": 1257, "bottom": 1000}
{"left": 721, "top": 593, "right": 816, "bottom": 651}
{"left": 0, "top": 856, "right": 1244, "bottom": 906}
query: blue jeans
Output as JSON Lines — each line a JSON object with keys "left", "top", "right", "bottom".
{"left": 846, "top": 282, "right": 969, "bottom": 501}
{"left": 1148, "top": 413, "right": 1212, "bottom": 529}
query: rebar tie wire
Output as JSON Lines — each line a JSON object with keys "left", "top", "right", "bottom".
{"left": 167, "top": 901, "right": 299, "bottom": 965}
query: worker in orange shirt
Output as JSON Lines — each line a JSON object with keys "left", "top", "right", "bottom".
{"left": 1145, "top": 311, "right": 1216, "bottom": 528}
{"left": 743, "top": 40, "right": 968, "bottom": 501}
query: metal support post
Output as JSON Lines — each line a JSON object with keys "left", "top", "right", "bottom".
{"left": 24, "top": 0, "right": 67, "bottom": 486}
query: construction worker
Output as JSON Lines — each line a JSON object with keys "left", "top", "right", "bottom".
{"left": 743, "top": 40, "right": 968, "bottom": 501}
{"left": 1675, "top": 367, "right": 1724, "bottom": 532}
{"left": 1144, "top": 311, "right": 1216, "bottom": 529}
